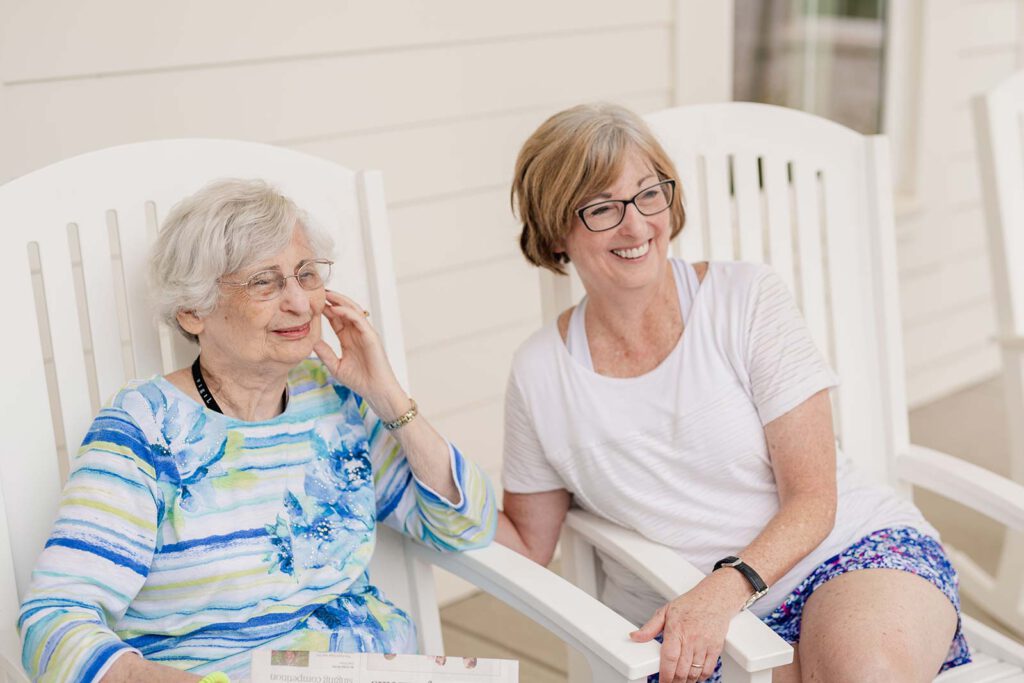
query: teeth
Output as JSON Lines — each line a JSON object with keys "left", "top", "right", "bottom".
{"left": 612, "top": 241, "right": 650, "bottom": 259}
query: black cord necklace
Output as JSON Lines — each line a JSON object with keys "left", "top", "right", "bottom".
{"left": 191, "top": 356, "right": 289, "bottom": 416}
{"left": 191, "top": 356, "right": 224, "bottom": 414}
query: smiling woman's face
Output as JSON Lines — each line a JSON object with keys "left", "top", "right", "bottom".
{"left": 560, "top": 150, "right": 672, "bottom": 300}
{"left": 183, "top": 226, "right": 326, "bottom": 373}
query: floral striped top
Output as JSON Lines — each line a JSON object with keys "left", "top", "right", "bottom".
{"left": 18, "top": 359, "right": 496, "bottom": 682}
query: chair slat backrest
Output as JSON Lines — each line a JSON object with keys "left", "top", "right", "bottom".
{"left": 0, "top": 140, "right": 439, "bottom": 658}
{"left": 541, "top": 103, "right": 910, "bottom": 487}
{"left": 976, "top": 71, "right": 1024, "bottom": 342}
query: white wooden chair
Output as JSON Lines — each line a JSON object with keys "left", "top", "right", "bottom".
{"left": 974, "top": 69, "right": 1024, "bottom": 641}
{"left": 542, "top": 103, "right": 1024, "bottom": 682}
{"left": 0, "top": 139, "right": 664, "bottom": 683}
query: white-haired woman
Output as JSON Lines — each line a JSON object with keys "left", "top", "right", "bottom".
{"left": 496, "top": 104, "right": 968, "bottom": 683}
{"left": 19, "top": 179, "right": 496, "bottom": 683}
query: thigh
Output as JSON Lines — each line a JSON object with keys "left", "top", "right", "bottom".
{"left": 797, "top": 568, "right": 957, "bottom": 683}
{"left": 771, "top": 646, "right": 800, "bottom": 683}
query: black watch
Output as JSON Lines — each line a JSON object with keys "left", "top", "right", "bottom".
{"left": 713, "top": 556, "right": 769, "bottom": 609}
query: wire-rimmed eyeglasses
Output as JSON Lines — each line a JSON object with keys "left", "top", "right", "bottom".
{"left": 576, "top": 179, "right": 676, "bottom": 232}
{"left": 218, "top": 258, "right": 333, "bottom": 301}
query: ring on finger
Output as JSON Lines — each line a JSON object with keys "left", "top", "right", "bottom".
{"left": 690, "top": 663, "right": 703, "bottom": 670}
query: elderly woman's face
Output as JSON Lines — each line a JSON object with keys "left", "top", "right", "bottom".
{"left": 561, "top": 150, "right": 672, "bottom": 298}
{"left": 195, "top": 227, "right": 326, "bottom": 371}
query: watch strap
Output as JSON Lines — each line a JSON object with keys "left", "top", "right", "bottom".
{"left": 713, "top": 555, "right": 769, "bottom": 608}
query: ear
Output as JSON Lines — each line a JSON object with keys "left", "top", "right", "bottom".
{"left": 176, "top": 310, "right": 205, "bottom": 336}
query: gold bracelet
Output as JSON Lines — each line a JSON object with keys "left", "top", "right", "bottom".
{"left": 382, "top": 398, "right": 418, "bottom": 431}
{"left": 197, "top": 673, "right": 230, "bottom": 683}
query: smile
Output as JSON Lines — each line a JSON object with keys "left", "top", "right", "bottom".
{"left": 611, "top": 240, "right": 651, "bottom": 260}
{"left": 272, "top": 322, "right": 311, "bottom": 339}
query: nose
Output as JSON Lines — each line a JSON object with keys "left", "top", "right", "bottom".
{"left": 617, "top": 201, "right": 645, "bottom": 235}
{"left": 278, "top": 276, "right": 313, "bottom": 314}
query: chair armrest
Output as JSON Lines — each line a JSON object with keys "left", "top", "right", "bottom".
{"left": 899, "top": 444, "right": 1024, "bottom": 533}
{"left": 406, "top": 540, "right": 661, "bottom": 681}
{"left": 564, "top": 510, "right": 793, "bottom": 672}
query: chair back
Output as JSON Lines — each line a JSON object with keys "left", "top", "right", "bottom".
{"left": 542, "top": 103, "right": 910, "bottom": 487}
{"left": 975, "top": 71, "right": 1024, "bottom": 487}
{"left": 0, "top": 140, "right": 442, "bottom": 666}
{"left": 976, "top": 71, "right": 1024, "bottom": 348}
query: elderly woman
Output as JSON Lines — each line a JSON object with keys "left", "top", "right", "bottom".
{"left": 495, "top": 104, "right": 968, "bottom": 683}
{"left": 18, "top": 179, "right": 496, "bottom": 683}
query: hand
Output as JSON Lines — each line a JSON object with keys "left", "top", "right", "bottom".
{"left": 314, "top": 291, "right": 403, "bottom": 410}
{"left": 629, "top": 579, "right": 737, "bottom": 682}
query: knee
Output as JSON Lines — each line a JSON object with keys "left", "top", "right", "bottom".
{"left": 806, "top": 649, "right": 917, "bottom": 683}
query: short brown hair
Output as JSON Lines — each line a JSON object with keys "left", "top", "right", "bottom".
{"left": 511, "top": 103, "right": 685, "bottom": 274}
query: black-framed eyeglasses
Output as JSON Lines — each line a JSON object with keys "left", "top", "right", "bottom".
{"left": 576, "top": 179, "right": 676, "bottom": 232}
{"left": 218, "top": 258, "right": 333, "bottom": 301}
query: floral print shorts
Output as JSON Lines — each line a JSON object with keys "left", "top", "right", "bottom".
{"left": 648, "top": 526, "right": 970, "bottom": 682}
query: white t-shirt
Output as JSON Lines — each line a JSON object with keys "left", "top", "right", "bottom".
{"left": 502, "top": 260, "right": 936, "bottom": 623}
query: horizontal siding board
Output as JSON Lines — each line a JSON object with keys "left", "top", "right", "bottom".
{"left": 390, "top": 188, "right": 521, "bottom": 282}
{"left": 900, "top": 250, "right": 993, "bottom": 326}
{"left": 407, "top": 322, "right": 537, "bottom": 417}
{"left": 944, "top": 153, "right": 984, "bottom": 208}
{"left": 286, "top": 93, "right": 671, "bottom": 206}
{"left": 903, "top": 296, "right": 998, "bottom": 372}
{"left": 954, "top": 0, "right": 1019, "bottom": 51}
{"left": 1, "top": 27, "right": 672, "bottom": 182}
{"left": 950, "top": 48, "right": 1019, "bottom": 105}
{"left": 896, "top": 205, "right": 988, "bottom": 274}
{"left": 0, "top": 0, "right": 672, "bottom": 83}
{"left": 906, "top": 342, "right": 1000, "bottom": 408}
{"left": 430, "top": 399, "right": 505, "bottom": 478}
{"left": 397, "top": 256, "right": 540, "bottom": 350}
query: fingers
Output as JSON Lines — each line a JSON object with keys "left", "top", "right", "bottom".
{"left": 684, "top": 648, "right": 706, "bottom": 681}
{"left": 325, "top": 290, "right": 369, "bottom": 317}
{"left": 658, "top": 629, "right": 681, "bottom": 682}
{"left": 697, "top": 649, "right": 719, "bottom": 682}
{"left": 676, "top": 640, "right": 695, "bottom": 683}
{"left": 313, "top": 340, "right": 341, "bottom": 371}
{"left": 630, "top": 606, "right": 665, "bottom": 642}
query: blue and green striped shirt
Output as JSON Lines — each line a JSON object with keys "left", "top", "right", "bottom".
{"left": 19, "top": 359, "right": 496, "bottom": 682}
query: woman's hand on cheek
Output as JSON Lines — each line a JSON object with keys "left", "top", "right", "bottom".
{"left": 314, "top": 290, "right": 402, "bottom": 405}
{"left": 629, "top": 580, "right": 735, "bottom": 682}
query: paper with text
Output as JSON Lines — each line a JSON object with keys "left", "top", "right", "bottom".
{"left": 250, "top": 650, "right": 519, "bottom": 683}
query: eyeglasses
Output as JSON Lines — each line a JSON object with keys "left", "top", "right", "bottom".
{"left": 576, "top": 179, "right": 676, "bottom": 232}
{"left": 218, "top": 259, "right": 333, "bottom": 301}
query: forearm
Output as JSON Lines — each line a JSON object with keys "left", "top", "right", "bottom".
{"left": 496, "top": 511, "right": 537, "bottom": 561}
{"left": 368, "top": 392, "right": 460, "bottom": 502}
{"left": 704, "top": 491, "right": 836, "bottom": 610}
{"left": 101, "top": 654, "right": 202, "bottom": 682}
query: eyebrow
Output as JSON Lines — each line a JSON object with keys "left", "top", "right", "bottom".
{"left": 581, "top": 174, "right": 659, "bottom": 204}
{"left": 246, "top": 258, "right": 317, "bottom": 274}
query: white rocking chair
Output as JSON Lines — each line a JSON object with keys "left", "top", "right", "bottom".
{"left": 0, "top": 140, "right": 664, "bottom": 682}
{"left": 974, "top": 69, "right": 1024, "bottom": 641}
{"left": 541, "top": 103, "right": 1024, "bottom": 682}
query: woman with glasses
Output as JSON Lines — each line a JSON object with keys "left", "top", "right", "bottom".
{"left": 496, "top": 104, "right": 967, "bottom": 682}
{"left": 19, "top": 179, "right": 496, "bottom": 683}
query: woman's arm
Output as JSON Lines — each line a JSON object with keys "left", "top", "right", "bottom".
{"left": 19, "top": 403, "right": 163, "bottom": 682}
{"left": 631, "top": 389, "right": 837, "bottom": 681}
{"left": 497, "top": 489, "right": 572, "bottom": 566}
{"left": 315, "top": 292, "right": 496, "bottom": 549}
{"left": 101, "top": 654, "right": 202, "bottom": 682}
{"left": 315, "top": 291, "right": 458, "bottom": 500}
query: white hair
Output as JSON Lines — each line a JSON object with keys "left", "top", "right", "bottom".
{"left": 150, "top": 178, "right": 334, "bottom": 343}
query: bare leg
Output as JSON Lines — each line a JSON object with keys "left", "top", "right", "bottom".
{"left": 772, "top": 645, "right": 800, "bottom": 683}
{"left": 796, "top": 568, "right": 957, "bottom": 682}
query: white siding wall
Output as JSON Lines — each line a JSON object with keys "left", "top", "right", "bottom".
{"left": 889, "top": 0, "right": 1024, "bottom": 406}
{"left": 0, "top": 0, "right": 732, "bottom": 602}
